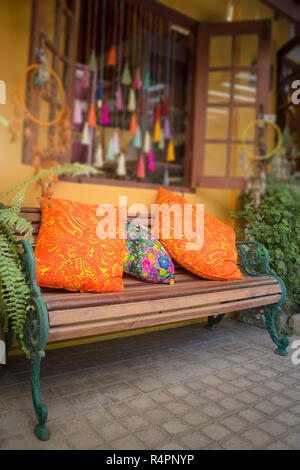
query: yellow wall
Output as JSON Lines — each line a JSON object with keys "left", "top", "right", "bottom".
{"left": 0, "top": 0, "right": 291, "bottom": 353}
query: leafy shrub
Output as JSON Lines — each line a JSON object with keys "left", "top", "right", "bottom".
{"left": 230, "top": 178, "right": 300, "bottom": 314}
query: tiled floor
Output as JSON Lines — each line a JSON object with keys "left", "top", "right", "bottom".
{"left": 0, "top": 318, "right": 300, "bottom": 450}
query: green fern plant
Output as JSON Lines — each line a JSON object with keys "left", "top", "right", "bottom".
{"left": 0, "top": 163, "right": 99, "bottom": 358}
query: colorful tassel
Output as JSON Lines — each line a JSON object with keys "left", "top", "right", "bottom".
{"left": 130, "top": 112, "right": 137, "bottom": 136}
{"left": 133, "top": 125, "right": 142, "bottom": 148}
{"left": 143, "top": 69, "right": 150, "bottom": 91}
{"left": 117, "top": 153, "right": 127, "bottom": 177}
{"left": 137, "top": 155, "right": 145, "bottom": 179}
{"left": 107, "top": 137, "right": 115, "bottom": 161}
{"left": 153, "top": 120, "right": 161, "bottom": 143}
{"left": 163, "top": 167, "right": 170, "bottom": 186}
{"left": 81, "top": 122, "right": 90, "bottom": 145}
{"left": 158, "top": 132, "right": 165, "bottom": 150}
{"left": 128, "top": 88, "right": 136, "bottom": 112}
{"left": 113, "top": 131, "right": 120, "bottom": 155}
{"left": 163, "top": 118, "right": 170, "bottom": 139}
{"left": 167, "top": 139, "right": 175, "bottom": 162}
{"left": 116, "top": 84, "right": 123, "bottom": 110}
{"left": 88, "top": 49, "right": 97, "bottom": 72}
{"left": 147, "top": 149, "right": 155, "bottom": 172}
{"left": 154, "top": 103, "right": 161, "bottom": 122}
{"left": 101, "top": 101, "right": 110, "bottom": 125}
{"left": 107, "top": 45, "right": 117, "bottom": 66}
{"left": 73, "top": 99, "right": 82, "bottom": 124}
{"left": 143, "top": 131, "right": 152, "bottom": 153}
{"left": 122, "top": 64, "right": 132, "bottom": 86}
{"left": 134, "top": 69, "right": 141, "bottom": 90}
{"left": 94, "top": 143, "right": 104, "bottom": 168}
{"left": 82, "top": 64, "right": 89, "bottom": 88}
{"left": 97, "top": 81, "right": 104, "bottom": 108}
{"left": 88, "top": 103, "right": 96, "bottom": 127}
{"left": 162, "top": 95, "right": 169, "bottom": 116}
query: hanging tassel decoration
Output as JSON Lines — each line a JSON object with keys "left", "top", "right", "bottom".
{"left": 89, "top": 49, "right": 97, "bottom": 72}
{"left": 128, "top": 88, "right": 136, "bottom": 112}
{"left": 73, "top": 99, "right": 83, "bottom": 124}
{"left": 82, "top": 64, "right": 89, "bottom": 88}
{"left": 153, "top": 120, "right": 161, "bottom": 143}
{"left": 117, "top": 152, "right": 127, "bottom": 176}
{"left": 163, "top": 117, "right": 170, "bottom": 139}
{"left": 143, "top": 130, "right": 152, "bottom": 153}
{"left": 101, "top": 101, "right": 110, "bottom": 125}
{"left": 134, "top": 69, "right": 141, "bottom": 90}
{"left": 162, "top": 95, "right": 169, "bottom": 116}
{"left": 107, "top": 136, "right": 115, "bottom": 161}
{"left": 166, "top": 139, "right": 175, "bottom": 162}
{"left": 107, "top": 44, "right": 117, "bottom": 66}
{"left": 133, "top": 125, "right": 142, "bottom": 148}
{"left": 163, "top": 167, "right": 170, "bottom": 186}
{"left": 154, "top": 103, "right": 161, "bottom": 122}
{"left": 137, "top": 155, "right": 145, "bottom": 179}
{"left": 88, "top": 103, "right": 96, "bottom": 127}
{"left": 130, "top": 112, "right": 137, "bottom": 136}
{"left": 143, "top": 69, "right": 150, "bottom": 91}
{"left": 158, "top": 131, "right": 165, "bottom": 150}
{"left": 81, "top": 122, "right": 90, "bottom": 145}
{"left": 147, "top": 149, "right": 155, "bottom": 172}
{"left": 97, "top": 81, "right": 104, "bottom": 108}
{"left": 94, "top": 143, "right": 104, "bottom": 168}
{"left": 122, "top": 64, "right": 132, "bottom": 86}
{"left": 113, "top": 131, "right": 120, "bottom": 155}
{"left": 116, "top": 84, "right": 123, "bottom": 110}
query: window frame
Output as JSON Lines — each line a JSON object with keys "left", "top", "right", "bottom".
{"left": 191, "top": 19, "right": 271, "bottom": 190}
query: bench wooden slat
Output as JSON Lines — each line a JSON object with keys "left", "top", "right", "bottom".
{"left": 48, "top": 284, "right": 280, "bottom": 326}
{"left": 47, "top": 293, "right": 281, "bottom": 342}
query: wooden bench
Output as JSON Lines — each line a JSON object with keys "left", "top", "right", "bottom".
{"left": 5, "top": 206, "right": 289, "bottom": 441}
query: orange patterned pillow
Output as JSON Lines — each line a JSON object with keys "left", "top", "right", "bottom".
{"left": 153, "top": 188, "right": 243, "bottom": 281}
{"left": 35, "top": 198, "right": 126, "bottom": 292}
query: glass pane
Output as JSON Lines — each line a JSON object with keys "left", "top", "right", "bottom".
{"left": 233, "top": 71, "right": 257, "bottom": 104}
{"left": 204, "top": 144, "right": 227, "bottom": 176}
{"left": 206, "top": 107, "right": 229, "bottom": 140}
{"left": 209, "top": 36, "right": 232, "bottom": 68}
{"left": 207, "top": 71, "right": 231, "bottom": 103}
{"left": 235, "top": 34, "right": 258, "bottom": 67}
{"left": 230, "top": 143, "right": 253, "bottom": 177}
{"left": 232, "top": 107, "right": 256, "bottom": 140}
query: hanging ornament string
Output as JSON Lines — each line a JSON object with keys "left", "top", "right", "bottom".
{"left": 166, "top": 27, "right": 176, "bottom": 162}
{"left": 97, "top": 0, "right": 107, "bottom": 107}
{"left": 241, "top": 119, "right": 282, "bottom": 161}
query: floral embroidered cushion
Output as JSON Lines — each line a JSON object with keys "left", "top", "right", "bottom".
{"left": 153, "top": 188, "right": 243, "bottom": 281}
{"left": 124, "top": 217, "right": 175, "bottom": 284}
{"left": 35, "top": 198, "right": 126, "bottom": 292}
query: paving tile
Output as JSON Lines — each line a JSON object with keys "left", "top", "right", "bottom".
{"left": 110, "top": 435, "right": 146, "bottom": 450}
{"left": 222, "top": 436, "right": 255, "bottom": 450}
{"left": 202, "top": 404, "right": 228, "bottom": 419}
{"left": 258, "top": 419, "right": 288, "bottom": 437}
{"left": 238, "top": 408, "right": 265, "bottom": 423}
{"left": 275, "top": 411, "right": 300, "bottom": 427}
{"left": 221, "top": 416, "right": 248, "bottom": 432}
{"left": 183, "top": 411, "right": 211, "bottom": 426}
{"left": 180, "top": 432, "right": 212, "bottom": 450}
{"left": 66, "top": 430, "right": 104, "bottom": 450}
{"left": 138, "top": 427, "right": 169, "bottom": 448}
{"left": 202, "top": 423, "right": 232, "bottom": 441}
{"left": 161, "top": 419, "right": 190, "bottom": 435}
{"left": 284, "top": 433, "right": 300, "bottom": 450}
{"left": 241, "top": 429, "right": 274, "bottom": 448}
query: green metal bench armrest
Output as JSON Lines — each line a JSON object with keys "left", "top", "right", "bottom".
{"left": 236, "top": 241, "right": 286, "bottom": 306}
{"left": 16, "top": 239, "right": 50, "bottom": 356}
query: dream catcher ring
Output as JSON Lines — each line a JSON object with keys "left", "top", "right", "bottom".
{"left": 18, "top": 64, "right": 66, "bottom": 127}
{"left": 241, "top": 119, "right": 282, "bottom": 161}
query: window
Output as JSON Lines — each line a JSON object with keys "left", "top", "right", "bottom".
{"left": 192, "top": 20, "right": 271, "bottom": 189}
{"left": 24, "top": 0, "right": 196, "bottom": 191}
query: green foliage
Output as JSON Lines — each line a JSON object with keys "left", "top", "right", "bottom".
{"left": 230, "top": 178, "right": 300, "bottom": 313}
{"left": 0, "top": 163, "right": 99, "bottom": 358}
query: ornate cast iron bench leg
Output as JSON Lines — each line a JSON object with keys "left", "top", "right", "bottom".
{"left": 206, "top": 314, "right": 225, "bottom": 331}
{"left": 236, "top": 241, "right": 289, "bottom": 356}
{"left": 17, "top": 240, "right": 50, "bottom": 440}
